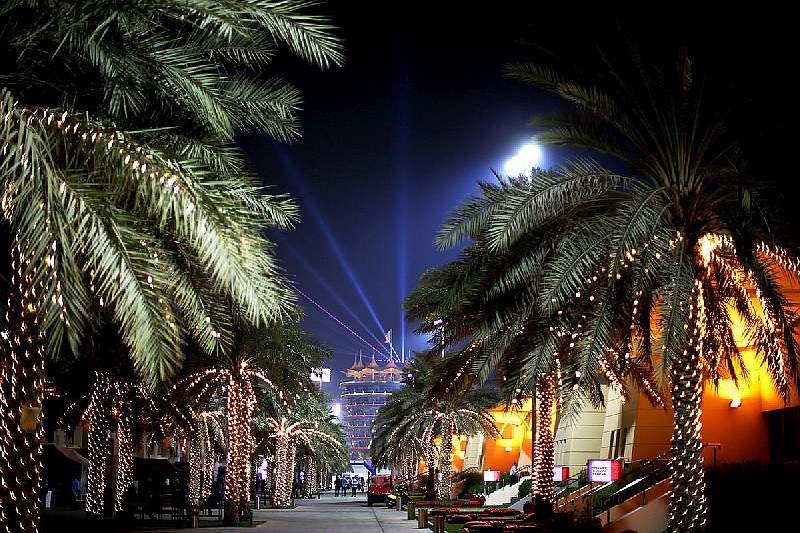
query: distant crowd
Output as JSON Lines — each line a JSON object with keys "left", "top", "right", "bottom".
{"left": 333, "top": 476, "right": 365, "bottom": 497}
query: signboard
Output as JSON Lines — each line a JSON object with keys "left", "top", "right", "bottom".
{"left": 553, "top": 466, "right": 570, "bottom": 482}
{"left": 310, "top": 368, "right": 331, "bottom": 383}
{"left": 587, "top": 459, "right": 623, "bottom": 482}
{"left": 483, "top": 470, "right": 501, "bottom": 482}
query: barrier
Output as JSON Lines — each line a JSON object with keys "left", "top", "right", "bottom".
{"left": 417, "top": 507, "right": 428, "bottom": 529}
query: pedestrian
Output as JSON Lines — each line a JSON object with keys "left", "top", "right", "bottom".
{"left": 351, "top": 477, "right": 357, "bottom": 497}
{"left": 343, "top": 477, "right": 349, "bottom": 497}
{"left": 509, "top": 462, "right": 518, "bottom": 484}
{"left": 334, "top": 476, "right": 341, "bottom": 497}
{"left": 70, "top": 476, "right": 80, "bottom": 508}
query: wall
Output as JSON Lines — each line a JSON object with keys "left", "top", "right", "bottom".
{"left": 480, "top": 399, "right": 531, "bottom": 474}
{"left": 554, "top": 387, "right": 607, "bottom": 473}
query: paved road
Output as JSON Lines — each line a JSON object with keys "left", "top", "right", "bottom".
{"left": 157, "top": 493, "right": 419, "bottom": 533}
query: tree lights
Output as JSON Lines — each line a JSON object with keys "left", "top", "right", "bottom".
{"left": 264, "top": 416, "right": 345, "bottom": 508}
{"left": 188, "top": 411, "right": 224, "bottom": 507}
{"left": 0, "top": 240, "right": 47, "bottom": 532}
{"left": 533, "top": 372, "right": 555, "bottom": 503}
{"left": 223, "top": 361, "right": 256, "bottom": 523}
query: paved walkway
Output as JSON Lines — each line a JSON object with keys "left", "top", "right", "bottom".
{"left": 156, "top": 493, "right": 419, "bottom": 533}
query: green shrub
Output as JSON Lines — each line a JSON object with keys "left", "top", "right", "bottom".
{"left": 518, "top": 479, "right": 532, "bottom": 498}
{"left": 456, "top": 471, "right": 484, "bottom": 497}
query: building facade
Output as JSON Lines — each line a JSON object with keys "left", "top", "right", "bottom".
{"left": 339, "top": 353, "right": 404, "bottom": 460}
{"left": 452, "top": 274, "right": 800, "bottom": 478}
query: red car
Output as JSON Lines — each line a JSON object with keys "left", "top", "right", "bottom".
{"left": 366, "top": 474, "right": 392, "bottom": 506}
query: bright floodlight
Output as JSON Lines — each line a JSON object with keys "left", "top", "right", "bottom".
{"left": 503, "top": 143, "right": 543, "bottom": 177}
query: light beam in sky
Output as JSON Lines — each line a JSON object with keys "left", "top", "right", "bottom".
{"left": 272, "top": 146, "right": 387, "bottom": 336}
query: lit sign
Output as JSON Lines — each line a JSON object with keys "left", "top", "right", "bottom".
{"left": 483, "top": 470, "right": 501, "bottom": 482}
{"left": 553, "top": 467, "right": 570, "bottom": 482}
{"left": 310, "top": 368, "right": 331, "bottom": 383}
{"left": 587, "top": 459, "right": 623, "bottom": 482}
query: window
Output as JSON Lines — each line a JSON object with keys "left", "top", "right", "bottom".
{"left": 608, "top": 428, "right": 628, "bottom": 459}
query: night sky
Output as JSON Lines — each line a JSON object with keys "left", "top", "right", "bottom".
{"left": 239, "top": 5, "right": 800, "bottom": 395}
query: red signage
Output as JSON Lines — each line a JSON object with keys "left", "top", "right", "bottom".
{"left": 587, "top": 459, "right": 623, "bottom": 482}
{"left": 553, "top": 466, "right": 570, "bottom": 482}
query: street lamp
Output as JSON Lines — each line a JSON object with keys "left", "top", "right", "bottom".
{"left": 503, "top": 143, "right": 543, "bottom": 177}
{"left": 433, "top": 318, "right": 444, "bottom": 358}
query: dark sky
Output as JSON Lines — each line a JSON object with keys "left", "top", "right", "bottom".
{"left": 239, "top": 4, "right": 799, "bottom": 395}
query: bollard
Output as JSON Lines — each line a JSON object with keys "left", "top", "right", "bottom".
{"left": 190, "top": 508, "right": 199, "bottom": 528}
{"left": 433, "top": 515, "right": 445, "bottom": 533}
{"left": 407, "top": 502, "right": 416, "bottom": 520}
{"left": 417, "top": 507, "right": 428, "bottom": 529}
{"left": 396, "top": 493, "right": 403, "bottom": 512}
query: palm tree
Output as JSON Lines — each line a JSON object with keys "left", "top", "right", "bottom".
{"left": 0, "top": 2, "right": 342, "bottom": 528}
{"left": 187, "top": 410, "right": 226, "bottom": 508}
{"left": 260, "top": 414, "right": 346, "bottom": 507}
{"left": 173, "top": 323, "right": 328, "bottom": 522}
{"left": 428, "top": 47, "right": 800, "bottom": 530}
{"left": 372, "top": 352, "right": 499, "bottom": 500}
{"left": 405, "top": 232, "right": 665, "bottom": 506}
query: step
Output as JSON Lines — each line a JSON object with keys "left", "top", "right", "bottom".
{"left": 601, "top": 478, "right": 671, "bottom": 533}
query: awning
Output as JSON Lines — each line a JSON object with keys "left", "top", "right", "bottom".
{"left": 53, "top": 445, "right": 90, "bottom": 466}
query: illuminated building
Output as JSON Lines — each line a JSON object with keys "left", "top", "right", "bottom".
{"left": 340, "top": 353, "right": 403, "bottom": 460}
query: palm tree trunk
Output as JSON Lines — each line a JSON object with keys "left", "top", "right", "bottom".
{"left": 421, "top": 439, "right": 437, "bottom": 500}
{"left": 436, "top": 415, "right": 453, "bottom": 500}
{"left": 114, "top": 415, "right": 134, "bottom": 513}
{"left": 533, "top": 372, "right": 555, "bottom": 504}
{"left": 302, "top": 457, "right": 316, "bottom": 498}
{"left": 0, "top": 244, "right": 46, "bottom": 532}
{"left": 223, "top": 373, "right": 254, "bottom": 524}
{"left": 668, "top": 340, "right": 707, "bottom": 531}
{"left": 273, "top": 434, "right": 293, "bottom": 507}
{"left": 86, "top": 373, "right": 113, "bottom": 517}
{"left": 188, "top": 423, "right": 205, "bottom": 507}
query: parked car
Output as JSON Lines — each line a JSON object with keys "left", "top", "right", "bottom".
{"left": 366, "top": 474, "right": 392, "bottom": 506}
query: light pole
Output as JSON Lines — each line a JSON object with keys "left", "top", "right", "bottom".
{"left": 433, "top": 318, "right": 444, "bottom": 358}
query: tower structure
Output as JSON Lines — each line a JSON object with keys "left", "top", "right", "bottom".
{"left": 339, "top": 352, "right": 403, "bottom": 460}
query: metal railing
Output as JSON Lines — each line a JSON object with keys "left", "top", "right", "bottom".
{"left": 593, "top": 450, "right": 673, "bottom": 521}
{"left": 484, "top": 465, "right": 532, "bottom": 495}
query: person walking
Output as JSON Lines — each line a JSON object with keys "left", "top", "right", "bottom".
{"left": 351, "top": 477, "right": 357, "bottom": 497}
{"left": 334, "top": 476, "right": 341, "bottom": 497}
{"left": 343, "top": 478, "right": 349, "bottom": 497}
{"left": 509, "top": 463, "right": 518, "bottom": 484}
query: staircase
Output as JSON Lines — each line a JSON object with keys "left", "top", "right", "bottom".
{"left": 484, "top": 475, "right": 531, "bottom": 506}
{"left": 601, "top": 478, "right": 670, "bottom": 532}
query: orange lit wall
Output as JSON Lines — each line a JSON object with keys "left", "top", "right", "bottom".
{"left": 696, "top": 278, "right": 800, "bottom": 465}
{"left": 481, "top": 399, "right": 532, "bottom": 473}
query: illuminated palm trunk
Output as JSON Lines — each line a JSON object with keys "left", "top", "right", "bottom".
{"left": 223, "top": 369, "right": 254, "bottom": 524}
{"left": 302, "top": 457, "right": 317, "bottom": 498}
{"left": 273, "top": 433, "right": 293, "bottom": 507}
{"left": 0, "top": 244, "right": 46, "bottom": 532}
{"left": 401, "top": 451, "right": 416, "bottom": 488}
{"left": 533, "top": 372, "right": 555, "bottom": 503}
{"left": 85, "top": 373, "right": 113, "bottom": 517}
{"left": 288, "top": 444, "right": 297, "bottom": 499}
{"left": 667, "top": 340, "right": 707, "bottom": 531}
{"left": 203, "top": 455, "right": 215, "bottom": 502}
{"left": 114, "top": 415, "right": 134, "bottom": 512}
{"left": 188, "top": 422, "right": 207, "bottom": 506}
{"left": 436, "top": 415, "right": 454, "bottom": 500}
{"left": 421, "top": 437, "right": 437, "bottom": 499}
